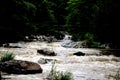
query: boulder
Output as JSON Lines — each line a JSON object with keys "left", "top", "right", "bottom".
{"left": 73, "top": 51, "right": 85, "bottom": 56}
{"left": 100, "top": 49, "right": 120, "bottom": 57}
{"left": 37, "top": 48, "right": 56, "bottom": 56}
{"left": 0, "top": 60, "right": 43, "bottom": 74}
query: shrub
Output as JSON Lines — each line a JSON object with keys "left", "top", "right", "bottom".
{"left": 46, "top": 61, "right": 73, "bottom": 80}
{"left": 0, "top": 52, "right": 15, "bottom": 79}
{"left": 60, "top": 71, "right": 73, "bottom": 80}
{"left": 0, "top": 52, "right": 15, "bottom": 62}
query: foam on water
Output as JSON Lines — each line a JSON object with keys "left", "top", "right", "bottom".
{"left": 0, "top": 35, "right": 120, "bottom": 80}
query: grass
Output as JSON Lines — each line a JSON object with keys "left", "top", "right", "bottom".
{"left": 0, "top": 52, "right": 15, "bottom": 62}
{"left": 0, "top": 52, "right": 15, "bottom": 80}
{"left": 46, "top": 61, "right": 73, "bottom": 80}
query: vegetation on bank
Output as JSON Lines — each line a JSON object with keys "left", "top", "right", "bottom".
{"left": 46, "top": 61, "right": 73, "bottom": 80}
{"left": 0, "top": 52, "right": 15, "bottom": 79}
{"left": 0, "top": 52, "right": 15, "bottom": 62}
{"left": 0, "top": 0, "right": 119, "bottom": 48}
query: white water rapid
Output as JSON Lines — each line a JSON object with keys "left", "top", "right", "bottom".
{"left": 0, "top": 35, "right": 120, "bottom": 80}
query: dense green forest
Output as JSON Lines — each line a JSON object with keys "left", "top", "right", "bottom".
{"left": 0, "top": 0, "right": 120, "bottom": 48}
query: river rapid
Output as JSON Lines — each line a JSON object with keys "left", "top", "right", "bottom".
{"left": 0, "top": 35, "right": 120, "bottom": 80}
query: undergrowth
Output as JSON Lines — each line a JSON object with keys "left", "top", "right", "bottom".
{"left": 0, "top": 52, "right": 15, "bottom": 62}
{"left": 46, "top": 61, "right": 73, "bottom": 80}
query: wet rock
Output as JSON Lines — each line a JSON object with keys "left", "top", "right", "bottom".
{"left": 73, "top": 51, "right": 85, "bottom": 56}
{"left": 37, "top": 48, "right": 56, "bottom": 56}
{"left": 3, "top": 43, "right": 25, "bottom": 48}
{"left": 38, "top": 58, "right": 47, "bottom": 64}
{"left": 0, "top": 60, "right": 43, "bottom": 74}
{"left": 38, "top": 58, "right": 57, "bottom": 64}
{"left": 100, "top": 49, "right": 120, "bottom": 57}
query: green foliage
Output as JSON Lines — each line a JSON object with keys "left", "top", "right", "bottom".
{"left": 65, "top": 0, "right": 99, "bottom": 29}
{"left": 95, "top": 0, "right": 120, "bottom": 48}
{"left": 0, "top": 52, "right": 15, "bottom": 62}
{"left": 80, "top": 33, "right": 94, "bottom": 48}
{"left": 0, "top": 0, "right": 58, "bottom": 42}
{"left": 65, "top": 0, "right": 100, "bottom": 47}
{"left": 65, "top": 0, "right": 120, "bottom": 48}
{"left": 45, "top": 0, "right": 68, "bottom": 25}
{"left": 84, "top": 32, "right": 94, "bottom": 41}
{"left": 47, "top": 61, "right": 73, "bottom": 80}
{"left": 0, "top": 0, "right": 120, "bottom": 48}
{"left": 60, "top": 71, "right": 73, "bottom": 80}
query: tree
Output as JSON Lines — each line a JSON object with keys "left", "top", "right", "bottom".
{"left": 65, "top": 0, "right": 99, "bottom": 41}
{"left": 65, "top": 0, "right": 120, "bottom": 48}
{"left": 0, "top": 0, "right": 57, "bottom": 43}
{"left": 95, "top": 0, "right": 120, "bottom": 48}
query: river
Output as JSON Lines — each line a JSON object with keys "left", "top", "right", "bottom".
{"left": 0, "top": 35, "right": 120, "bottom": 80}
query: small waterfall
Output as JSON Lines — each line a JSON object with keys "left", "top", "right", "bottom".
{"left": 61, "top": 35, "right": 83, "bottom": 48}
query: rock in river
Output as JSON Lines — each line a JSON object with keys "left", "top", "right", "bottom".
{"left": 0, "top": 60, "right": 43, "bottom": 74}
{"left": 37, "top": 48, "right": 56, "bottom": 56}
{"left": 73, "top": 51, "right": 85, "bottom": 56}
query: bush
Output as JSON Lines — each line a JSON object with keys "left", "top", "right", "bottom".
{"left": 46, "top": 61, "right": 73, "bottom": 80}
{"left": 0, "top": 52, "right": 15, "bottom": 62}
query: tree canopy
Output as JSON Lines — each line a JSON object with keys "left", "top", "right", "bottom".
{"left": 0, "top": 0, "right": 120, "bottom": 48}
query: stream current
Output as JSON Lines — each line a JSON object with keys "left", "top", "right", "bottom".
{"left": 0, "top": 35, "right": 120, "bottom": 80}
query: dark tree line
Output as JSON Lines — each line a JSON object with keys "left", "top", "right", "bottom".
{"left": 0, "top": 0, "right": 120, "bottom": 48}
{"left": 0, "top": 0, "right": 56, "bottom": 43}
{"left": 65, "top": 0, "right": 120, "bottom": 48}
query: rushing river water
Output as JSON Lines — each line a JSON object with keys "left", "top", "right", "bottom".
{"left": 0, "top": 35, "right": 120, "bottom": 80}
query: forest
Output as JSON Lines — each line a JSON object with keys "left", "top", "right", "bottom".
{"left": 0, "top": 0, "right": 120, "bottom": 48}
